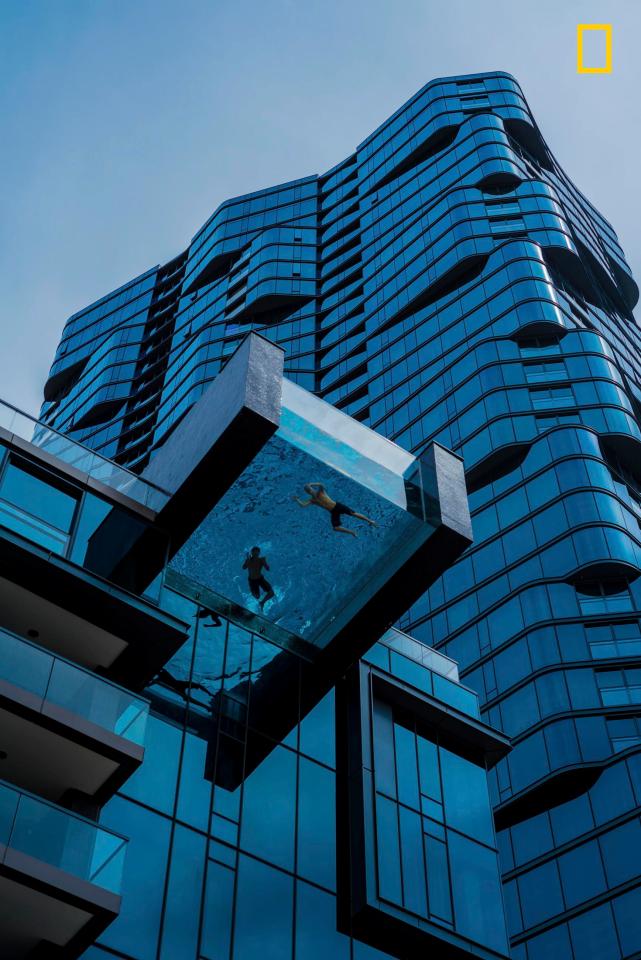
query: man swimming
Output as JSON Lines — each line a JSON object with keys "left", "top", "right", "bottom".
{"left": 292, "top": 482, "right": 377, "bottom": 537}
{"left": 242, "top": 547, "right": 276, "bottom": 608}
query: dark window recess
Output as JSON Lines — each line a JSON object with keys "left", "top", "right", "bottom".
{"left": 478, "top": 174, "right": 522, "bottom": 195}
{"left": 72, "top": 398, "right": 126, "bottom": 431}
{"left": 575, "top": 580, "right": 634, "bottom": 616}
{"left": 600, "top": 439, "right": 641, "bottom": 499}
{"left": 374, "top": 125, "right": 459, "bottom": 190}
{"left": 43, "top": 355, "right": 90, "bottom": 403}
{"left": 504, "top": 118, "right": 553, "bottom": 172}
{"left": 516, "top": 334, "right": 563, "bottom": 354}
{"left": 568, "top": 301, "right": 590, "bottom": 325}
{"left": 545, "top": 250, "right": 603, "bottom": 311}
{"left": 386, "top": 254, "right": 489, "bottom": 333}
{"left": 465, "top": 444, "right": 531, "bottom": 494}
{"left": 494, "top": 765, "right": 603, "bottom": 831}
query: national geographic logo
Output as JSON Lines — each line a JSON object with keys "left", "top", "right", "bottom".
{"left": 577, "top": 24, "right": 612, "bottom": 73}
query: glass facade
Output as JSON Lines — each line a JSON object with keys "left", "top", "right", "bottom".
{"left": 77, "top": 601, "right": 508, "bottom": 960}
{"left": 37, "top": 69, "right": 641, "bottom": 959}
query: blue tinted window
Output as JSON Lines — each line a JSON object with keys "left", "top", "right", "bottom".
{"left": 511, "top": 812, "right": 553, "bottom": 865}
{"left": 201, "top": 859, "right": 235, "bottom": 960}
{"left": 299, "top": 689, "right": 335, "bottom": 767}
{"left": 525, "top": 923, "right": 572, "bottom": 960}
{"left": 159, "top": 825, "right": 205, "bottom": 959}
{"left": 372, "top": 699, "right": 396, "bottom": 796}
{"left": 448, "top": 831, "right": 508, "bottom": 955}
{"left": 240, "top": 744, "right": 296, "bottom": 870}
{"left": 69, "top": 492, "right": 111, "bottom": 563}
{"left": 399, "top": 805, "right": 428, "bottom": 916}
{"left": 0, "top": 461, "right": 77, "bottom": 530}
{"left": 569, "top": 903, "right": 620, "bottom": 960}
{"left": 549, "top": 793, "right": 593, "bottom": 846}
{"left": 589, "top": 763, "right": 634, "bottom": 825}
{"left": 393, "top": 722, "right": 420, "bottom": 809}
{"left": 297, "top": 758, "right": 336, "bottom": 890}
{"left": 120, "top": 714, "right": 182, "bottom": 815}
{"left": 295, "top": 882, "right": 350, "bottom": 959}
{"left": 176, "top": 731, "right": 211, "bottom": 830}
{"left": 558, "top": 840, "right": 605, "bottom": 907}
{"left": 596, "top": 667, "right": 641, "bottom": 706}
{"left": 600, "top": 818, "right": 641, "bottom": 887}
{"left": 417, "top": 732, "right": 441, "bottom": 802}
{"left": 0, "top": 461, "right": 78, "bottom": 553}
{"left": 425, "top": 834, "right": 452, "bottom": 922}
{"left": 518, "top": 861, "right": 563, "bottom": 927}
{"left": 391, "top": 650, "right": 432, "bottom": 694}
{"left": 441, "top": 747, "right": 494, "bottom": 845}
{"left": 613, "top": 885, "right": 641, "bottom": 956}
{"left": 375, "top": 794, "right": 402, "bottom": 903}
{"left": 98, "top": 797, "right": 171, "bottom": 960}
{"left": 233, "top": 855, "right": 293, "bottom": 960}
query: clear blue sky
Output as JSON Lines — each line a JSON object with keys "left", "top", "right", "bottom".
{"left": 1, "top": 0, "right": 640, "bottom": 415}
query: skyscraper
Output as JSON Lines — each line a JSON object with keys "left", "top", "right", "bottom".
{"left": 0, "top": 332, "right": 508, "bottom": 960}
{"left": 39, "top": 70, "right": 641, "bottom": 960}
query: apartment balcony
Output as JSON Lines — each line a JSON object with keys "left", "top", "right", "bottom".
{"left": 0, "top": 780, "right": 126, "bottom": 958}
{"left": 0, "top": 626, "right": 148, "bottom": 806}
{"left": 0, "top": 401, "right": 189, "bottom": 689}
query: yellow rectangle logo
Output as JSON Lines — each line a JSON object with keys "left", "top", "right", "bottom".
{"left": 577, "top": 24, "right": 612, "bottom": 73}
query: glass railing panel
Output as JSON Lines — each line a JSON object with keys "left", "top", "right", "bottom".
{"left": 0, "top": 781, "right": 19, "bottom": 846}
{"left": 0, "top": 501, "right": 69, "bottom": 555}
{"left": 280, "top": 377, "right": 416, "bottom": 505}
{"left": 0, "top": 440, "right": 169, "bottom": 603}
{"left": 433, "top": 673, "right": 480, "bottom": 718}
{"left": 377, "top": 627, "right": 477, "bottom": 716}
{"left": 420, "top": 645, "right": 459, "bottom": 681}
{"left": 0, "top": 397, "right": 169, "bottom": 511}
{"left": 380, "top": 627, "right": 460, "bottom": 681}
{"left": 2, "top": 784, "right": 127, "bottom": 894}
{"left": 0, "top": 626, "right": 149, "bottom": 746}
{"left": 0, "top": 628, "right": 53, "bottom": 698}
{"left": 47, "top": 659, "right": 149, "bottom": 746}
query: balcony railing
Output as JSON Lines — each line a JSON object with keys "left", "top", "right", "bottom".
{"left": 0, "top": 625, "right": 149, "bottom": 745}
{"left": 0, "top": 779, "right": 127, "bottom": 894}
{"left": 0, "top": 397, "right": 169, "bottom": 510}
{"left": 0, "top": 435, "right": 171, "bottom": 603}
{"left": 380, "top": 626, "right": 480, "bottom": 718}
